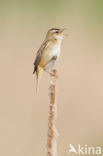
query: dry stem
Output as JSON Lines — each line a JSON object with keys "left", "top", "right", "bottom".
{"left": 46, "top": 69, "right": 58, "bottom": 156}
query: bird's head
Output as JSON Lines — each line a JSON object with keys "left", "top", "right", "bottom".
{"left": 46, "top": 28, "right": 67, "bottom": 41}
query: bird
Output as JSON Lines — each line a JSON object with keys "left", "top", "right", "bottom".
{"left": 33, "top": 28, "right": 67, "bottom": 91}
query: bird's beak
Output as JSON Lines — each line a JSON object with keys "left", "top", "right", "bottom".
{"left": 60, "top": 28, "right": 68, "bottom": 36}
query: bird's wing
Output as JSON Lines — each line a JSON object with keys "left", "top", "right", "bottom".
{"left": 33, "top": 40, "right": 49, "bottom": 73}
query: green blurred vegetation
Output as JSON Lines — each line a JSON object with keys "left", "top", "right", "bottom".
{"left": 0, "top": 0, "right": 103, "bottom": 19}
{"left": 0, "top": 0, "right": 103, "bottom": 31}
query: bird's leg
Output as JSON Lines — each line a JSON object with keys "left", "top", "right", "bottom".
{"left": 51, "top": 69, "right": 58, "bottom": 78}
{"left": 44, "top": 69, "right": 58, "bottom": 78}
{"left": 52, "top": 56, "right": 57, "bottom": 60}
{"left": 44, "top": 56, "right": 58, "bottom": 78}
{"left": 44, "top": 70, "right": 54, "bottom": 77}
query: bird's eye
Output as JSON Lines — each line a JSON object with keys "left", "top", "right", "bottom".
{"left": 56, "top": 31, "right": 58, "bottom": 33}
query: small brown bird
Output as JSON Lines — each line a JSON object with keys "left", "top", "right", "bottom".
{"left": 33, "top": 28, "right": 66, "bottom": 91}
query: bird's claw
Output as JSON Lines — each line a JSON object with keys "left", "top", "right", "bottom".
{"left": 50, "top": 69, "right": 58, "bottom": 78}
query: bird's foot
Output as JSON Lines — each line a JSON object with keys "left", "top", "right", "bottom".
{"left": 50, "top": 69, "right": 58, "bottom": 78}
{"left": 45, "top": 69, "right": 58, "bottom": 78}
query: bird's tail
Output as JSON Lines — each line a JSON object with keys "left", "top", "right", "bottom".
{"left": 36, "top": 66, "right": 43, "bottom": 92}
{"left": 33, "top": 66, "right": 36, "bottom": 74}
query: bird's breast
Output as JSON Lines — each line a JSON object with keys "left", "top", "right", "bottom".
{"left": 39, "top": 43, "right": 61, "bottom": 67}
{"left": 48, "top": 43, "right": 61, "bottom": 57}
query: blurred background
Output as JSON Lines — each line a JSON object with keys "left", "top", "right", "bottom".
{"left": 0, "top": 0, "right": 103, "bottom": 156}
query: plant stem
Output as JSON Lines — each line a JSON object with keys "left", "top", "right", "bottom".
{"left": 46, "top": 69, "right": 58, "bottom": 156}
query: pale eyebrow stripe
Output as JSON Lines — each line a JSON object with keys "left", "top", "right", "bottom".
{"left": 49, "top": 28, "right": 60, "bottom": 32}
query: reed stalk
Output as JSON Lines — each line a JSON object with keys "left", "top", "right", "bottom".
{"left": 46, "top": 69, "right": 58, "bottom": 156}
